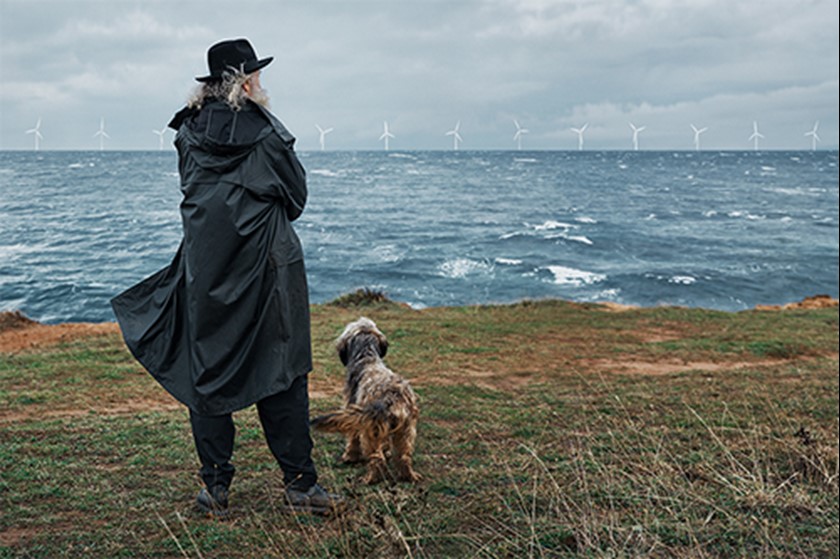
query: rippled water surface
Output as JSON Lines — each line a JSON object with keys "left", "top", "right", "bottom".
{"left": 1, "top": 150, "right": 837, "bottom": 323}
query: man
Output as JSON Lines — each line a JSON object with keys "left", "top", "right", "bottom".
{"left": 111, "top": 38, "right": 343, "bottom": 517}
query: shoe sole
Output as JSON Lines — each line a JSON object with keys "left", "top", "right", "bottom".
{"left": 196, "top": 501, "right": 230, "bottom": 519}
{"left": 280, "top": 502, "right": 346, "bottom": 516}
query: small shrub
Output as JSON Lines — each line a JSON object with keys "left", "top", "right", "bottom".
{"left": 327, "top": 288, "right": 393, "bottom": 307}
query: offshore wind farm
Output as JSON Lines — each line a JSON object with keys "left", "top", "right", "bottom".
{"left": 18, "top": 115, "right": 833, "bottom": 152}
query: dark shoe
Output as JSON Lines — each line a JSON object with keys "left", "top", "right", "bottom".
{"left": 282, "top": 484, "right": 346, "bottom": 515}
{"left": 196, "top": 485, "right": 229, "bottom": 518}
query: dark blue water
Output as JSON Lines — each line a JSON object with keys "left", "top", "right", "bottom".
{"left": 1, "top": 150, "right": 837, "bottom": 323}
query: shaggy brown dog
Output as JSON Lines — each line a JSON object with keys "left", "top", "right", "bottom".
{"left": 311, "top": 317, "right": 421, "bottom": 484}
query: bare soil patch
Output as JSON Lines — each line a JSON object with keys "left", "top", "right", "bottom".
{"left": 0, "top": 312, "right": 121, "bottom": 353}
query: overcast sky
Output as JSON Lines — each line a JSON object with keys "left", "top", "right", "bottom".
{"left": 1, "top": 0, "right": 838, "bottom": 151}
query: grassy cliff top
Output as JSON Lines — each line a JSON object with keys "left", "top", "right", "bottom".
{"left": 1, "top": 296, "right": 838, "bottom": 557}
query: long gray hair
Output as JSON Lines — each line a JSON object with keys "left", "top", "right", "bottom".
{"left": 187, "top": 69, "right": 270, "bottom": 111}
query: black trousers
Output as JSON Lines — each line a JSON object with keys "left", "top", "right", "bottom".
{"left": 189, "top": 374, "right": 317, "bottom": 491}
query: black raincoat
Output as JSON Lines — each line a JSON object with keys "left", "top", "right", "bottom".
{"left": 111, "top": 100, "right": 312, "bottom": 415}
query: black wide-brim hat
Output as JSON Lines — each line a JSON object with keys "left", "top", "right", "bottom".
{"left": 195, "top": 38, "right": 273, "bottom": 83}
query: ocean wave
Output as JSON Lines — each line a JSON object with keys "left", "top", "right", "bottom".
{"left": 532, "top": 220, "right": 574, "bottom": 231}
{"left": 544, "top": 265, "right": 605, "bottom": 286}
{"left": 545, "top": 233, "right": 593, "bottom": 245}
{"left": 370, "top": 244, "right": 405, "bottom": 263}
{"left": 495, "top": 257, "right": 522, "bottom": 266}
{"left": 310, "top": 169, "right": 342, "bottom": 177}
{"left": 438, "top": 258, "right": 494, "bottom": 279}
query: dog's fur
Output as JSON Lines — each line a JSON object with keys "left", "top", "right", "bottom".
{"left": 311, "top": 317, "right": 421, "bottom": 484}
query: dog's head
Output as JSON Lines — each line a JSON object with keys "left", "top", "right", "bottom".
{"left": 336, "top": 317, "right": 388, "bottom": 366}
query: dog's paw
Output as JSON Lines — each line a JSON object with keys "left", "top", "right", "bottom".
{"left": 397, "top": 470, "right": 423, "bottom": 483}
{"left": 339, "top": 452, "right": 364, "bottom": 465}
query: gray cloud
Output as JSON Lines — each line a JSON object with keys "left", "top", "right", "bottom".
{"left": 1, "top": 0, "right": 837, "bottom": 150}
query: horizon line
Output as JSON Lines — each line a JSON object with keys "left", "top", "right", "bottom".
{"left": 2, "top": 147, "right": 838, "bottom": 153}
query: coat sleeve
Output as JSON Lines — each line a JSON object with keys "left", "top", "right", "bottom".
{"left": 264, "top": 135, "right": 307, "bottom": 222}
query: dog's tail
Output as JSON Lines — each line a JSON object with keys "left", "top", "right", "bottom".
{"left": 311, "top": 402, "right": 390, "bottom": 437}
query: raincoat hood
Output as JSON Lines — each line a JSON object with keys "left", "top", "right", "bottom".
{"left": 169, "top": 100, "right": 293, "bottom": 174}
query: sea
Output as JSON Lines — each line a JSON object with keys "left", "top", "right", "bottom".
{"left": 1, "top": 150, "right": 838, "bottom": 324}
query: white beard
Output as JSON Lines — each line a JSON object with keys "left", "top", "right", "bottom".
{"left": 248, "top": 85, "right": 271, "bottom": 110}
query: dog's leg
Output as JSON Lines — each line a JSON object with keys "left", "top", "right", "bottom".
{"left": 390, "top": 425, "right": 421, "bottom": 482}
{"left": 360, "top": 432, "right": 387, "bottom": 484}
{"left": 340, "top": 435, "right": 364, "bottom": 464}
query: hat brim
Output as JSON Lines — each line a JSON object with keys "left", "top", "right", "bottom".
{"left": 195, "top": 56, "right": 273, "bottom": 83}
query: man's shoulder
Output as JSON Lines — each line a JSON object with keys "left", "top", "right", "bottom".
{"left": 251, "top": 104, "right": 296, "bottom": 146}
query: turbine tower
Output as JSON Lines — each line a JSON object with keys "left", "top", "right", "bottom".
{"left": 570, "top": 123, "right": 588, "bottom": 151}
{"left": 628, "top": 122, "right": 645, "bottom": 151}
{"left": 152, "top": 127, "right": 167, "bottom": 150}
{"left": 748, "top": 121, "right": 764, "bottom": 151}
{"left": 315, "top": 124, "right": 334, "bottom": 151}
{"left": 690, "top": 124, "right": 707, "bottom": 151}
{"left": 804, "top": 121, "right": 820, "bottom": 151}
{"left": 94, "top": 117, "right": 110, "bottom": 151}
{"left": 513, "top": 119, "right": 529, "bottom": 150}
{"left": 445, "top": 121, "right": 463, "bottom": 150}
{"left": 379, "top": 121, "right": 395, "bottom": 151}
{"left": 26, "top": 118, "right": 43, "bottom": 151}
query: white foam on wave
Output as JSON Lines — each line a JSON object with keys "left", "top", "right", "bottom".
{"left": 533, "top": 220, "right": 574, "bottom": 231}
{"left": 567, "top": 235, "right": 593, "bottom": 245}
{"left": 545, "top": 233, "right": 594, "bottom": 245}
{"left": 574, "top": 216, "right": 597, "bottom": 224}
{"left": 545, "top": 265, "right": 605, "bottom": 286}
{"left": 495, "top": 257, "right": 522, "bottom": 266}
{"left": 310, "top": 169, "right": 341, "bottom": 177}
{"left": 669, "top": 275, "right": 696, "bottom": 285}
{"left": 438, "top": 258, "right": 494, "bottom": 279}
{"left": 728, "top": 210, "right": 765, "bottom": 220}
{"left": 370, "top": 244, "right": 404, "bottom": 263}
{"left": 514, "top": 157, "right": 537, "bottom": 163}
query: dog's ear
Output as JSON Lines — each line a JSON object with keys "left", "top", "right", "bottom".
{"left": 337, "top": 337, "right": 350, "bottom": 366}
{"left": 377, "top": 336, "right": 389, "bottom": 359}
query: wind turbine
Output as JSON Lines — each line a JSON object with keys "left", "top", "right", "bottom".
{"left": 690, "top": 124, "right": 707, "bottom": 151}
{"left": 748, "top": 121, "right": 764, "bottom": 151}
{"left": 628, "top": 122, "right": 645, "bottom": 151}
{"left": 26, "top": 118, "right": 43, "bottom": 151}
{"left": 513, "top": 119, "right": 529, "bottom": 150}
{"left": 94, "top": 117, "right": 110, "bottom": 151}
{"left": 152, "top": 127, "right": 167, "bottom": 150}
{"left": 379, "top": 121, "right": 395, "bottom": 151}
{"left": 315, "top": 124, "right": 334, "bottom": 151}
{"left": 570, "top": 123, "right": 588, "bottom": 151}
{"left": 804, "top": 121, "right": 820, "bottom": 151}
{"left": 445, "top": 121, "right": 463, "bottom": 150}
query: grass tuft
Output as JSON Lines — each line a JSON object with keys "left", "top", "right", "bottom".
{"left": 326, "top": 288, "right": 396, "bottom": 308}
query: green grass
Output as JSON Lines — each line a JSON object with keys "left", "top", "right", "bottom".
{"left": 1, "top": 300, "right": 838, "bottom": 557}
